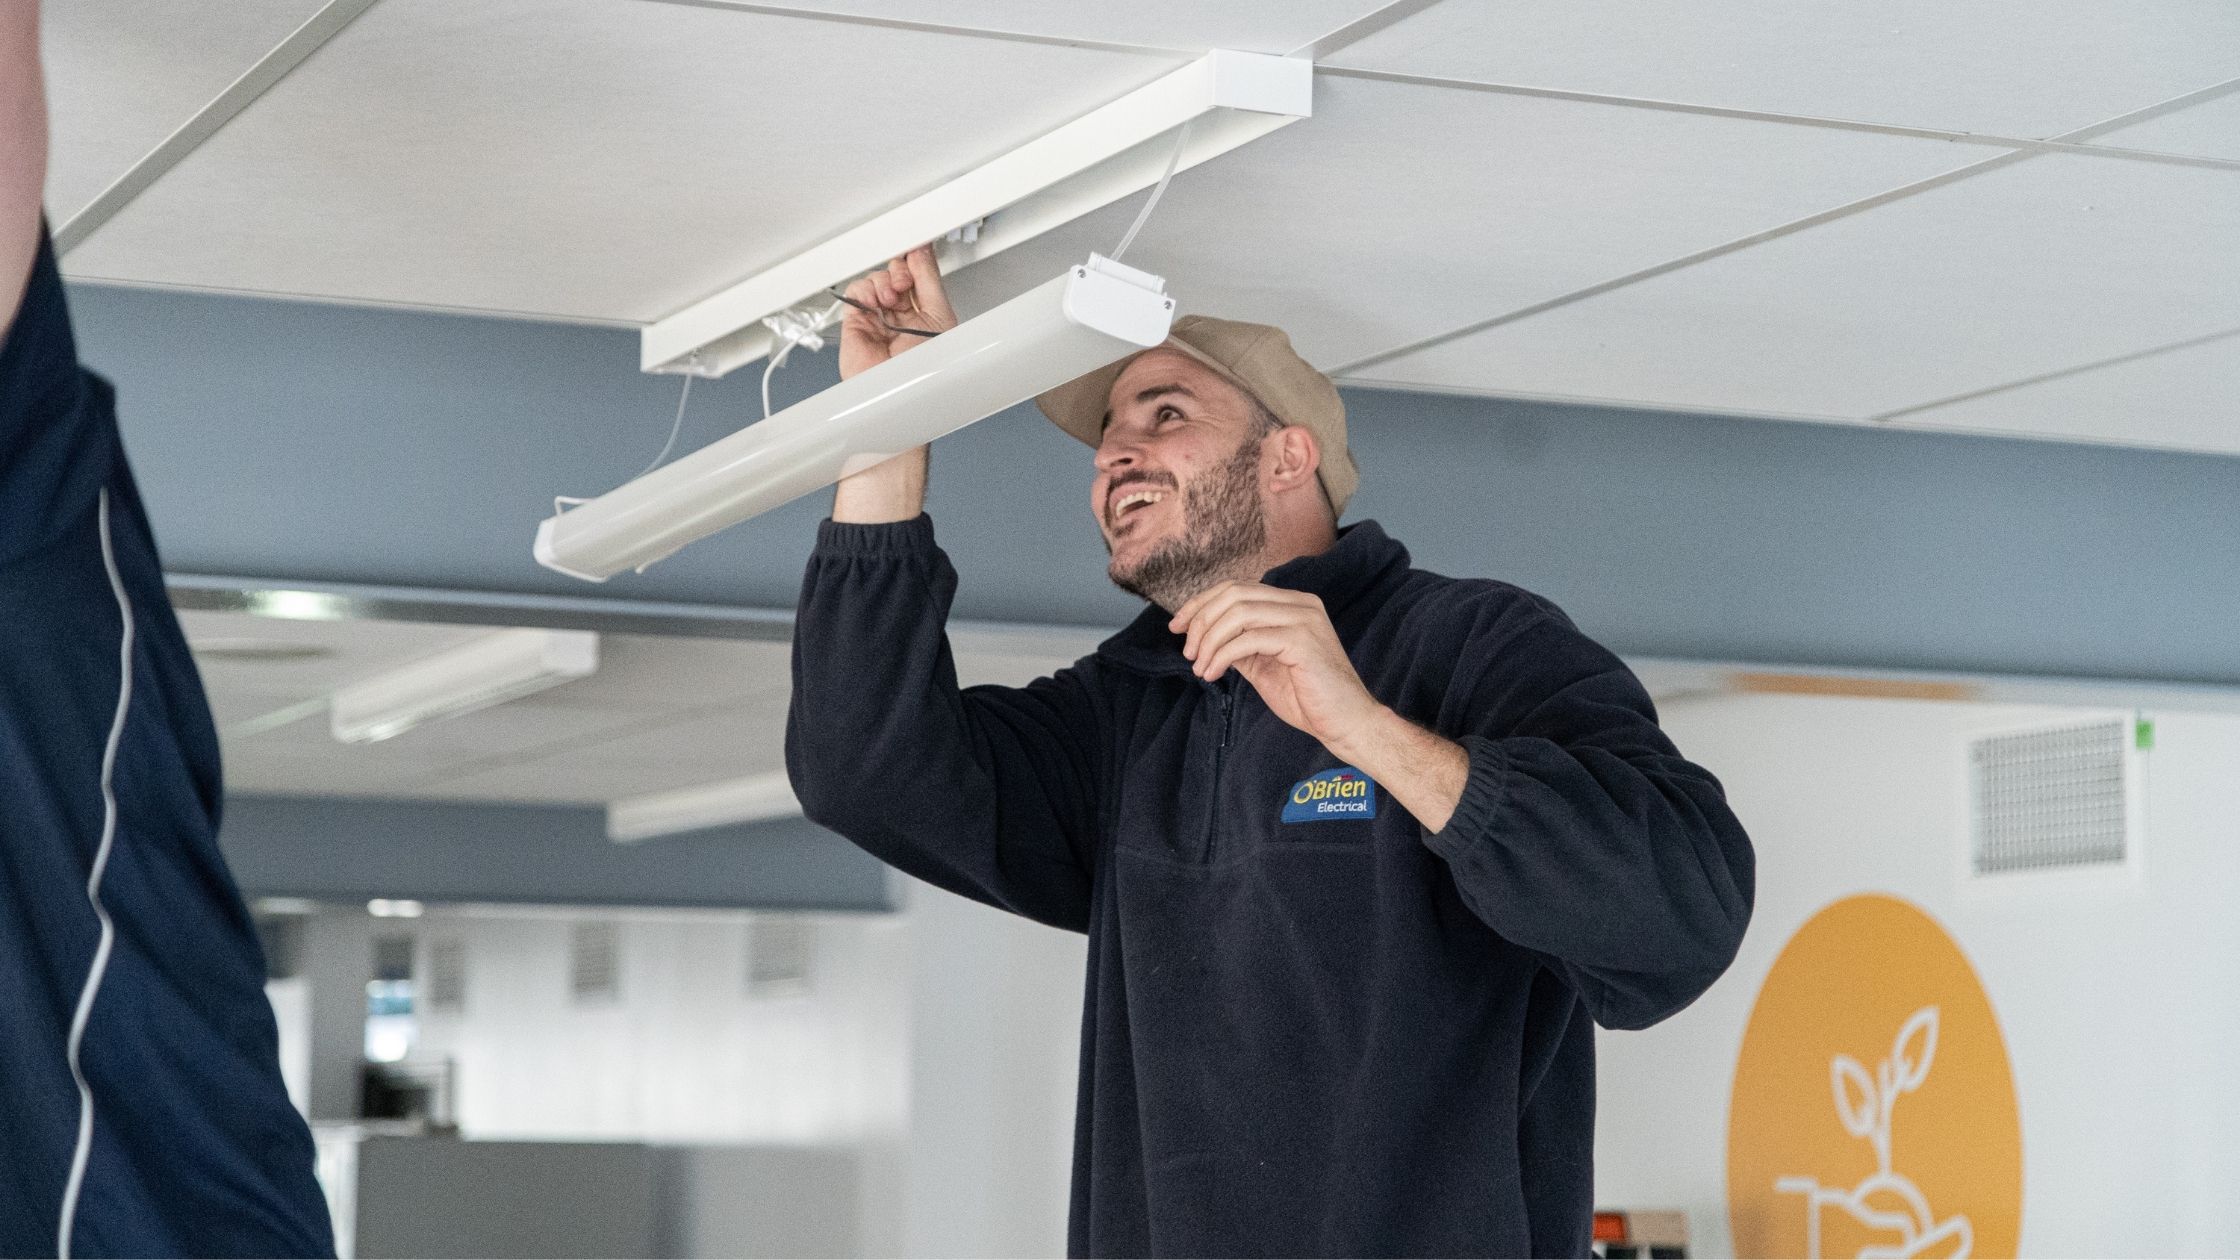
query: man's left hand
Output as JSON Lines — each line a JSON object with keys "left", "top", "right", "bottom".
{"left": 1170, "top": 581, "right": 1385, "bottom": 747}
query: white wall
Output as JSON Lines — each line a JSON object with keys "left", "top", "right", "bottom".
{"left": 894, "top": 879, "right": 1085, "bottom": 1258}
{"left": 411, "top": 911, "right": 911, "bottom": 1147}
{"left": 1593, "top": 697, "right": 2240, "bottom": 1257}
{"left": 288, "top": 886, "right": 1085, "bottom": 1257}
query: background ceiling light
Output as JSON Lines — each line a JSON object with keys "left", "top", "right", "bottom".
{"left": 608, "top": 772, "right": 803, "bottom": 844}
{"left": 537, "top": 253, "right": 1174, "bottom": 582}
{"left": 329, "top": 628, "right": 599, "bottom": 744}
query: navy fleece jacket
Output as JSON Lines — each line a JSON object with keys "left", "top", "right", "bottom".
{"left": 786, "top": 514, "right": 1754, "bottom": 1258}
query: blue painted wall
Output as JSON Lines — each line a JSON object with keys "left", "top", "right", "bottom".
{"left": 68, "top": 281, "right": 2240, "bottom": 685}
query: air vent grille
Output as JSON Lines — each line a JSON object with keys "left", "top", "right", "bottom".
{"left": 570, "top": 922, "right": 621, "bottom": 1004}
{"left": 1969, "top": 717, "right": 2130, "bottom": 875}
{"left": 428, "top": 938, "right": 466, "bottom": 1013}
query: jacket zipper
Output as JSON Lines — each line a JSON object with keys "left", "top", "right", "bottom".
{"left": 1201, "top": 678, "right": 1236, "bottom": 860}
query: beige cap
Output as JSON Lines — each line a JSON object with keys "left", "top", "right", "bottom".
{"left": 1034, "top": 314, "right": 1359, "bottom": 516}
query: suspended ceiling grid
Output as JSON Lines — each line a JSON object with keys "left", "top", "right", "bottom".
{"left": 42, "top": 0, "right": 2240, "bottom": 462}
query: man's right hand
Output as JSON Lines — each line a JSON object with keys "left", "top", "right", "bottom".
{"left": 837, "top": 244, "right": 957, "bottom": 381}
{"left": 830, "top": 245, "right": 955, "bottom": 523}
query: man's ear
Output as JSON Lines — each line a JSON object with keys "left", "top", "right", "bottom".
{"left": 1267, "top": 425, "right": 1322, "bottom": 495}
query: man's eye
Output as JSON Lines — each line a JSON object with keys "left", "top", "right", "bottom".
{"left": 1156, "top": 406, "right": 1182, "bottom": 423}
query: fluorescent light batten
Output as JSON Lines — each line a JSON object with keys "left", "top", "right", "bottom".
{"left": 536, "top": 254, "right": 1174, "bottom": 582}
{"left": 608, "top": 772, "right": 804, "bottom": 843}
{"left": 640, "top": 49, "right": 1309, "bottom": 378}
{"left": 329, "top": 628, "right": 599, "bottom": 744}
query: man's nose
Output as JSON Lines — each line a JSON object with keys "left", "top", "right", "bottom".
{"left": 1094, "top": 434, "right": 1142, "bottom": 475}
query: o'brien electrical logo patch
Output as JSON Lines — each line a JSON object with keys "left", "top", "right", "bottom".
{"left": 1282, "top": 767, "right": 1378, "bottom": 823}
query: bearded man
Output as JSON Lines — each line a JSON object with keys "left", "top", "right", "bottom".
{"left": 785, "top": 248, "right": 1756, "bottom": 1259}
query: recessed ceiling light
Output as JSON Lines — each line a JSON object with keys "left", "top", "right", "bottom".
{"left": 190, "top": 637, "right": 336, "bottom": 663}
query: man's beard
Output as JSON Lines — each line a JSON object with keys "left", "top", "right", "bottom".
{"left": 1106, "top": 434, "right": 1267, "bottom": 612}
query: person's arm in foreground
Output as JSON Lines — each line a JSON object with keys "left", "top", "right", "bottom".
{"left": 0, "top": 8, "right": 336, "bottom": 1252}
{"left": 3, "top": 0, "right": 49, "bottom": 338}
{"left": 785, "top": 248, "right": 1103, "bottom": 930}
{"left": 1174, "top": 579, "right": 1755, "bottom": 1029}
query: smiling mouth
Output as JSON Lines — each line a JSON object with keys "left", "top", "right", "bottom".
{"left": 1108, "top": 486, "right": 1170, "bottom": 531}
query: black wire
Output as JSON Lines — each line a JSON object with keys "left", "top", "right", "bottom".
{"left": 827, "top": 287, "right": 942, "bottom": 339}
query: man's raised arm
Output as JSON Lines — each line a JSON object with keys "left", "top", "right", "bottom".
{"left": 828, "top": 245, "right": 954, "bottom": 521}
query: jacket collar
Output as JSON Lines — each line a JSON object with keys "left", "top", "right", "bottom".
{"left": 1095, "top": 520, "right": 1413, "bottom": 677}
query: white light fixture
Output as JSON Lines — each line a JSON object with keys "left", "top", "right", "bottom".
{"left": 329, "top": 628, "right": 598, "bottom": 744}
{"left": 536, "top": 253, "right": 1174, "bottom": 582}
{"left": 641, "top": 49, "right": 1309, "bottom": 378}
{"left": 366, "top": 898, "right": 426, "bottom": 918}
{"left": 607, "top": 771, "right": 803, "bottom": 844}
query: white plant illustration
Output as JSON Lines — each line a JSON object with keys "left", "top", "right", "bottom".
{"left": 1774, "top": 1006, "right": 1973, "bottom": 1259}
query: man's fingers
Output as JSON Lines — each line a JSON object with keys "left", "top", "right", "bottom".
{"left": 901, "top": 244, "right": 959, "bottom": 327}
{"left": 840, "top": 276, "right": 888, "bottom": 340}
{"left": 1173, "top": 580, "right": 1272, "bottom": 640}
{"left": 1180, "top": 586, "right": 1262, "bottom": 659}
{"left": 1177, "top": 584, "right": 1319, "bottom": 658}
{"left": 1199, "top": 627, "right": 1296, "bottom": 683}
{"left": 1189, "top": 601, "right": 1312, "bottom": 675}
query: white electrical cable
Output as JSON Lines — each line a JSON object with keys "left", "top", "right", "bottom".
{"left": 1111, "top": 118, "right": 1195, "bottom": 264}
{"left": 759, "top": 300, "right": 843, "bottom": 419}
{"left": 551, "top": 351, "right": 710, "bottom": 519}
{"left": 635, "top": 374, "right": 694, "bottom": 479}
{"left": 58, "top": 488, "right": 133, "bottom": 1260}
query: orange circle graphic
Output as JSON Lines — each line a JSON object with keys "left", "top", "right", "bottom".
{"left": 1727, "top": 894, "right": 2022, "bottom": 1259}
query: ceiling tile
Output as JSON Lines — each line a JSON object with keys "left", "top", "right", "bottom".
{"left": 429, "top": 701, "right": 792, "bottom": 805}
{"left": 1889, "top": 331, "right": 2240, "bottom": 458}
{"left": 1331, "top": 1, "right": 2240, "bottom": 138}
{"left": 556, "top": 633, "right": 793, "bottom": 708}
{"left": 416, "top": 753, "right": 759, "bottom": 806}
{"left": 181, "top": 608, "right": 492, "bottom": 697}
{"left": 220, "top": 742, "right": 465, "bottom": 798}
{"left": 64, "top": 0, "right": 1178, "bottom": 321}
{"left": 41, "top": 0, "right": 329, "bottom": 223}
{"left": 945, "top": 74, "right": 1984, "bottom": 369}
{"left": 2087, "top": 91, "right": 2240, "bottom": 163}
{"left": 725, "top": 0, "right": 1383, "bottom": 55}
{"left": 1354, "top": 155, "right": 2240, "bottom": 426}
{"left": 222, "top": 691, "right": 672, "bottom": 782}
{"left": 544, "top": 702, "right": 791, "bottom": 768}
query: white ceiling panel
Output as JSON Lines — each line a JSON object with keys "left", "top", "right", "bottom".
{"left": 63, "top": 0, "right": 1177, "bottom": 321}
{"left": 223, "top": 744, "right": 463, "bottom": 798}
{"left": 557, "top": 633, "right": 793, "bottom": 708}
{"left": 2088, "top": 91, "right": 2240, "bottom": 163}
{"left": 428, "top": 702, "right": 791, "bottom": 804}
{"left": 945, "top": 74, "right": 1985, "bottom": 369}
{"left": 420, "top": 756, "right": 738, "bottom": 806}
{"left": 1890, "top": 330, "right": 2240, "bottom": 458}
{"left": 1355, "top": 154, "right": 2240, "bottom": 425}
{"left": 183, "top": 604, "right": 1117, "bottom": 806}
{"left": 40, "top": 0, "right": 330, "bottom": 224}
{"left": 1332, "top": 1, "right": 2240, "bottom": 139}
{"left": 722, "top": 0, "right": 1383, "bottom": 55}
{"left": 232, "top": 692, "right": 669, "bottom": 763}
{"left": 182, "top": 607, "right": 490, "bottom": 697}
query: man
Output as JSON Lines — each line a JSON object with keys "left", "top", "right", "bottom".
{"left": 2, "top": 2, "right": 335, "bottom": 1254}
{"left": 787, "top": 247, "right": 1754, "bottom": 1257}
